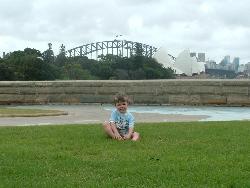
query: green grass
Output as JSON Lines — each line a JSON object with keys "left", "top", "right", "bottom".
{"left": 0, "top": 107, "right": 67, "bottom": 117}
{"left": 0, "top": 121, "right": 249, "bottom": 188}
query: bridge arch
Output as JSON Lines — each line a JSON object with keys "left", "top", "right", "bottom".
{"left": 67, "top": 40, "right": 158, "bottom": 59}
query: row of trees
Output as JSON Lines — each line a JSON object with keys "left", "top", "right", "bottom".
{"left": 0, "top": 44, "right": 175, "bottom": 81}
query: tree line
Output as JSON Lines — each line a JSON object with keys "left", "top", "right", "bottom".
{"left": 0, "top": 44, "right": 175, "bottom": 81}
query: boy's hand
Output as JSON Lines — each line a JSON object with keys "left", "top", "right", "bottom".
{"left": 114, "top": 133, "right": 123, "bottom": 140}
{"left": 123, "top": 134, "right": 131, "bottom": 140}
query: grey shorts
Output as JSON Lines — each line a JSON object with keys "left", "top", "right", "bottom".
{"left": 117, "top": 129, "right": 128, "bottom": 136}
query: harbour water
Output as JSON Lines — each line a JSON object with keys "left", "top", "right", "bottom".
{"left": 104, "top": 105, "right": 250, "bottom": 121}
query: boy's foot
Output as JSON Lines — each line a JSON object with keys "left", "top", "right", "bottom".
{"left": 131, "top": 132, "right": 140, "bottom": 141}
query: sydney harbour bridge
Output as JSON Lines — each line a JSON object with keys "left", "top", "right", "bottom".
{"left": 67, "top": 40, "right": 158, "bottom": 59}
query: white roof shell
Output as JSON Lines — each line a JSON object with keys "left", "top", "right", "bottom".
{"left": 154, "top": 48, "right": 205, "bottom": 76}
{"left": 153, "top": 47, "right": 174, "bottom": 69}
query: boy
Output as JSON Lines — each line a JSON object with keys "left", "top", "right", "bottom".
{"left": 103, "top": 94, "right": 140, "bottom": 141}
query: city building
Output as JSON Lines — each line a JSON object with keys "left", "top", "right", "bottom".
{"left": 238, "top": 64, "right": 245, "bottom": 73}
{"left": 232, "top": 57, "right": 240, "bottom": 72}
{"left": 190, "top": 52, "right": 196, "bottom": 58}
{"left": 197, "top": 53, "right": 205, "bottom": 62}
{"left": 220, "top": 55, "right": 230, "bottom": 66}
{"left": 245, "top": 62, "right": 250, "bottom": 76}
{"left": 205, "top": 60, "right": 217, "bottom": 69}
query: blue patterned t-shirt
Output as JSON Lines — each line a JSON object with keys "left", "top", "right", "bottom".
{"left": 109, "top": 109, "right": 135, "bottom": 135}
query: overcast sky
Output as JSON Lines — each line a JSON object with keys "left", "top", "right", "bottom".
{"left": 1, "top": 0, "right": 250, "bottom": 64}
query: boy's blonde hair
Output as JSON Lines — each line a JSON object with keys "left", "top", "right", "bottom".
{"left": 114, "top": 94, "right": 130, "bottom": 105}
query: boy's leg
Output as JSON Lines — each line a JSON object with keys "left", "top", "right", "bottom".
{"left": 103, "top": 121, "right": 115, "bottom": 138}
{"left": 131, "top": 132, "right": 140, "bottom": 141}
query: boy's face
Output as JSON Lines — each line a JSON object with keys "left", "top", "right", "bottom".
{"left": 115, "top": 101, "right": 128, "bottom": 113}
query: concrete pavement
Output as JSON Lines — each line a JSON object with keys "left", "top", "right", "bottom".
{"left": 0, "top": 104, "right": 207, "bottom": 126}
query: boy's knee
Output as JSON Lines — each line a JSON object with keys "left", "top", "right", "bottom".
{"left": 103, "top": 121, "right": 111, "bottom": 129}
{"left": 135, "top": 132, "right": 140, "bottom": 137}
{"left": 103, "top": 121, "right": 108, "bottom": 126}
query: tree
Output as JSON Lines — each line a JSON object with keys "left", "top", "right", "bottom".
{"left": 0, "top": 46, "right": 175, "bottom": 81}
{"left": 24, "top": 48, "right": 42, "bottom": 56}
{"left": 55, "top": 44, "right": 67, "bottom": 66}
{"left": 134, "top": 42, "right": 144, "bottom": 57}
{"left": 0, "top": 61, "right": 14, "bottom": 80}
{"left": 42, "top": 43, "right": 55, "bottom": 63}
{"left": 15, "top": 55, "right": 58, "bottom": 80}
{"left": 62, "top": 63, "right": 94, "bottom": 80}
{"left": 3, "top": 48, "right": 59, "bottom": 80}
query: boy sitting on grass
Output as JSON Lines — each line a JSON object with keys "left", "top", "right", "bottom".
{"left": 103, "top": 94, "right": 140, "bottom": 141}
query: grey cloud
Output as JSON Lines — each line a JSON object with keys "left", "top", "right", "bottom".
{"left": 115, "top": 0, "right": 162, "bottom": 6}
{"left": 1, "top": 0, "right": 250, "bottom": 63}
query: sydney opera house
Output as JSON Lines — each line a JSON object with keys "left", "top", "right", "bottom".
{"left": 153, "top": 48, "right": 205, "bottom": 76}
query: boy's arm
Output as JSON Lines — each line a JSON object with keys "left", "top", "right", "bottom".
{"left": 110, "top": 122, "right": 123, "bottom": 140}
{"left": 123, "top": 113, "right": 135, "bottom": 140}
{"left": 123, "top": 127, "right": 134, "bottom": 140}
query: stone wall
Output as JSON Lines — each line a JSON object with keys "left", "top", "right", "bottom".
{"left": 0, "top": 79, "right": 250, "bottom": 106}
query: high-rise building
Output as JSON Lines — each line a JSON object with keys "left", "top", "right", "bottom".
{"left": 232, "top": 57, "right": 240, "bottom": 71}
{"left": 190, "top": 52, "right": 196, "bottom": 57}
{"left": 224, "top": 55, "right": 230, "bottom": 64}
{"left": 238, "top": 64, "right": 245, "bottom": 72}
{"left": 197, "top": 53, "right": 205, "bottom": 62}
{"left": 220, "top": 55, "right": 230, "bottom": 66}
{"left": 245, "top": 62, "right": 250, "bottom": 75}
{"left": 205, "top": 60, "right": 216, "bottom": 69}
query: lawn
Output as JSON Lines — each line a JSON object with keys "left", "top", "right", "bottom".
{"left": 0, "top": 121, "right": 249, "bottom": 188}
{"left": 0, "top": 107, "right": 67, "bottom": 117}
